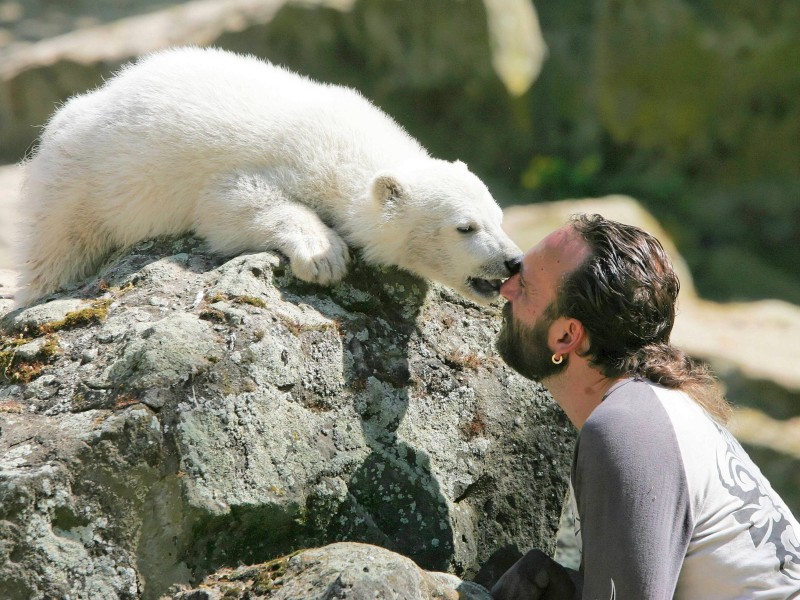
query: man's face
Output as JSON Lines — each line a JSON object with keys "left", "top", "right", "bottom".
{"left": 495, "top": 225, "right": 589, "bottom": 382}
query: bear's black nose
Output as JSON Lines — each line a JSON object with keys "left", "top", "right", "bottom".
{"left": 505, "top": 256, "right": 522, "bottom": 275}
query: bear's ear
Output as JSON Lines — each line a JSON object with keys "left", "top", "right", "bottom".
{"left": 370, "top": 172, "right": 406, "bottom": 206}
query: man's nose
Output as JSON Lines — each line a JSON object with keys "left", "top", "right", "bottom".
{"left": 499, "top": 274, "right": 518, "bottom": 300}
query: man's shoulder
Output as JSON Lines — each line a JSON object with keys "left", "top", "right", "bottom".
{"left": 582, "top": 378, "right": 665, "bottom": 437}
{"left": 577, "top": 379, "right": 693, "bottom": 471}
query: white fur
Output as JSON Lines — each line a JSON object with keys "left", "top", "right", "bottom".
{"left": 16, "top": 46, "right": 521, "bottom": 306}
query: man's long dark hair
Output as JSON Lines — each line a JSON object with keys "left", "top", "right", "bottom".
{"left": 556, "top": 213, "right": 731, "bottom": 423}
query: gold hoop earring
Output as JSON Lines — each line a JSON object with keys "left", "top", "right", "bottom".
{"left": 551, "top": 354, "right": 563, "bottom": 365}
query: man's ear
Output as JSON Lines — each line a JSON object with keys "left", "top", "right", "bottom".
{"left": 551, "top": 318, "right": 586, "bottom": 358}
{"left": 370, "top": 172, "right": 406, "bottom": 206}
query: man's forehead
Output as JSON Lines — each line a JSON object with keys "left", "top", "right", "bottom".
{"left": 524, "top": 225, "right": 588, "bottom": 266}
{"left": 543, "top": 226, "right": 575, "bottom": 251}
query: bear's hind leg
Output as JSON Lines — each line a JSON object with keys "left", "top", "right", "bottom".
{"left": 194, "top": 171, "right": 350, "bottom": 285}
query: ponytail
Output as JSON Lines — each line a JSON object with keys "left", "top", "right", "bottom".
{"left": 625, "top": 343, "right": 732, "bottom": 424}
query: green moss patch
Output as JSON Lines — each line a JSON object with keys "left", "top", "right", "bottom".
{"left": 38, "top": 298, "right": 112, "bottom": 334}
{"left": 0, "top": 333, "right": 61, "bottom": 384}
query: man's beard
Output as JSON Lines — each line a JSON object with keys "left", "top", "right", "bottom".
{"left": 495, "top": 302, "right": 568, "bottom": 382}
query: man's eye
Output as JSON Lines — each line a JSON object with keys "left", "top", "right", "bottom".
{"left": 457, "top": 225, "right": 475, "bottom": 234}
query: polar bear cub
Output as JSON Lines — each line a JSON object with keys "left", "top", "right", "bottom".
{"left": 16, "top": 46, "right": 522, "bottom": 306}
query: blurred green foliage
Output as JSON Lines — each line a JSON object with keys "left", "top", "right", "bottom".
{"left": 521, "top": 155, "right": 602, "bottom": 199}
{"left": 524, "top": 0, "right": 800, "bottom": 304}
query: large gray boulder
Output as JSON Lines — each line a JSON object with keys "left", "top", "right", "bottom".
{"left": 0, "top": 237, "right": 573, "bottom": 599}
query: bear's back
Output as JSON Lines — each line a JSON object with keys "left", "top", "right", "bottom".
{"left": 89, "top": 47, "right": 427, "bottom": 173}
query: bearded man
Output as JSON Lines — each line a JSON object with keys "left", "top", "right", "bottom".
{"left": 492, "top": 214, "right": 800, "bottom": 599}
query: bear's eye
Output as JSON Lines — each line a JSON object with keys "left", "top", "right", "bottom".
{"left": 457, "top": 225, "right": 475, "bottom": 234}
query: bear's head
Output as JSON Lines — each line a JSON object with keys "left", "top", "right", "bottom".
{"left": 365, "top": 159, "right": 523, "bottom": 305}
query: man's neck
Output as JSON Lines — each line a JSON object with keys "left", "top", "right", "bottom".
{"left": 543, "top": 363, "right": 622, "bottom": 430}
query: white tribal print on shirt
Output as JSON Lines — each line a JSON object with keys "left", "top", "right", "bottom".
{"left": 564, "top": 378, "right": 800, "bottom": 599}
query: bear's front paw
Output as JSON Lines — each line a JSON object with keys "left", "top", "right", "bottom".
{"left": 289, "top": 233, "right": 350, "bottom": 285}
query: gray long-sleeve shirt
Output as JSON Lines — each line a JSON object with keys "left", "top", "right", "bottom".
{"left": 570, "top": 379, "right": 800, "bottom": 599}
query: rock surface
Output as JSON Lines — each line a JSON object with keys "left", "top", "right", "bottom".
{"left": 0, "top": 238, "right": 573, "bottom": 599}
{"left": 172, "top": 542, "right": 493, "bottom": 599}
